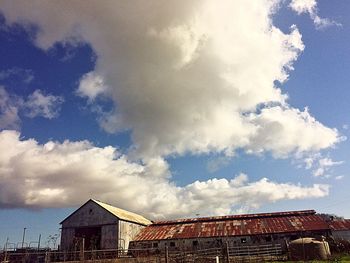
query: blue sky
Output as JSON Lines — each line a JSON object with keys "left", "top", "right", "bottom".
{"left": 0, "top": 0, "right": 350, "bottom": 248}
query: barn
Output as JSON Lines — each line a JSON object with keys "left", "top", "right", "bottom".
{"left": 60, "top": 199, "right": 152, "bottom": 251}
{"left": 129, "top": 210, "right": 331, "bottom": 254}
{"left": 59, "top": 200, "right": 350, "bottom": 255}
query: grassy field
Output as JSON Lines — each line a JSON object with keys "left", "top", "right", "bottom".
{"left": 272, "top": 254, "right": 350, "bottom": 262}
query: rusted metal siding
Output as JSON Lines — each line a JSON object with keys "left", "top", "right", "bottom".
{"left": 134, "top": 210, "right": 329, "bottom": 241}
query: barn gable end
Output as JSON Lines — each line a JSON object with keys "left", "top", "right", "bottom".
{"left": 60, "top": 199, "right": 151, "bottom": 251}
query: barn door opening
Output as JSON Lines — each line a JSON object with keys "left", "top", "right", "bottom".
{"left": 75, "top": 226, "right": 101, "bottom": 250}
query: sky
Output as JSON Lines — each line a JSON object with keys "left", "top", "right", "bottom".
{"left": 0, "top": 0, "right": 350, "bottom": 248}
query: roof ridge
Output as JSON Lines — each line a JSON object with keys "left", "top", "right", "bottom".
{"left": 152, "top": 210, "right": 316, "bottom": 225}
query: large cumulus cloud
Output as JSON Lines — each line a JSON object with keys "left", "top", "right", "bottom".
{"left": 0, "top": 1, "right": 342, "bottom": 215}
{"left": 0, "top": 0, "right": 340, "bottom": 161}
{"left": 0, "top": 130, "right": 329, "bottom": 219}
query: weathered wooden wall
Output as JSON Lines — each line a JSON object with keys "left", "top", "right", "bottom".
{"left": 61, "top": 201, "right": 118, "bottom": 250}
{"left": 119, "top": 221, "right": 145, "bottom": 249}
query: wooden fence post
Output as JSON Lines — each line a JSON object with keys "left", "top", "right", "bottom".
{"left": 226, "top": 242, "right": 230, "bottom": 263}
{"left": 165, "top": 246, "right": 169, "bottom": 263}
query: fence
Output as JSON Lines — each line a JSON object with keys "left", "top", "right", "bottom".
{"left": 0, "top": 243, "right": 285, "bottom": 263}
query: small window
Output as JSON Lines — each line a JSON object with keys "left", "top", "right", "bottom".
{"left": 241, "top": 238, "right": 247, "bottom": 244}
{"left": 153, "top": 242, "right": 158, "bottom": 248}
{"left": 89, "top": 209, "right": 93, "bottom": 214}
{"left": 170, "top": 242, "right": 175, "bottom": 247}
{"left": 193, "top": 240, "right": 198, "bottom": 246}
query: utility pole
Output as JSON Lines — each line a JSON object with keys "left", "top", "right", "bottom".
{"left": 21, "top": 227, "right": 27, "bottom": 249}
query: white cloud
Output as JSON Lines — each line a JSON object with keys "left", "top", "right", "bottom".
{"left": 302, "top": 152, "right": 321, "bottom": 170}
{"left": 0, "top": 87, "right": 22, "bottom": 130}
{"left": 77, "top": 72, "right": 107, "bottom": 102}
{"left": 247, "top": 106, "right": 340, "bottom": 158}
{"left": 24, "top": 90, "right": 64, "bottom": 119}
{"left": 289, "top": 0, "right": 340, "bottom": 29}
{"left": 0, "top": 67, "right": 34, "bottom": 84}
{"left": 295, "top": 153, "right": 344, "bottom": 178}
{"left": 207, "top": 156, "right": 231, "bottom": 173}
{"left": 312, "top": 157, "right": 343, "bottom": 177}
{"left": 0, "top": 130, "right": 329, "bottom": 218}
{"left": 0, "top": 87, "right": 64, "bottom": 129}
{"left": 0, "top": 1, "right": 343, "bottom": 215}
{"left": 290, "top": 0, "right": 317, "bottom": 14}
{"left": 0, "top": 0, "right": 341, "bottom": 162}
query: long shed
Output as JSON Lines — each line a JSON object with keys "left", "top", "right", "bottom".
{"left": 130, "top": 210, "right": 331, "bottom": 253}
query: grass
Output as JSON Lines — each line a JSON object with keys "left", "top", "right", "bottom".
{"left": 271, "top": 254, "right": 350, "bottom": 262}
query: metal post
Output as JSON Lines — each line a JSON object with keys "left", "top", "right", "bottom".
{"left": 38, "top": 234, "right": 41, "bottom": 251}
{"left": 21, "top": 227, "right": 27, "bottom": 249}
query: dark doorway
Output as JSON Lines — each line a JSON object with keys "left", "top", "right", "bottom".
{"left": 75, "top": 227, "right": 101, "bottom": 250}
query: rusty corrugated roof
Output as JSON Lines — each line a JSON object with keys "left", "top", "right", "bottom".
{"left": 329, "top": 219, "right": 350, "bottom": 231}
{"left": 134, "top": 210, "right": 329, "bottom": 241}
{"left": 154, "top": 210, "right": 317, "bottom": 225}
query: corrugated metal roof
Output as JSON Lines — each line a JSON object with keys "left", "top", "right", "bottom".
{"left": 155, "top": 210, "right": 317, "bottom": 225}
{"left": 134, "top": 210, "right": 329, "bottom": 241}
{"left": 329, "top": 219, "right": 350, "bottom": 231}
{"left": 92, "top": 199, "right": 152, "bottom": 226}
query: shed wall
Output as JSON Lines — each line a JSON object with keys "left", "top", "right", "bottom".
{"left": 60, "top": 228, "right": 75, "bottom": 251}
{"left": 61, "top": 201, "right": 117, "bottom": 227}
{"left": 119, "top": 221, "right": 146, "bottom": 249}
{"left": 101, "top": 224, "right": 118, "bottom": 249}
{"left": 332, "top": 230, "right": 350, "bottom": 241}
{"left": 61, "top": 201, "right": 119, "bottom": 250}
{"left": 130, "top": 230, "right": 329, "bottom": 254}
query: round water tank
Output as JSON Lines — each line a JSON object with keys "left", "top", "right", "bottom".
{"left": 289, "top": 237, "right": 330, "bottom": 261}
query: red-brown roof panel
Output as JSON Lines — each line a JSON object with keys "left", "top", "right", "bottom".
{"left": 329, "top": 219, "right": 350, "bottom": 231}
{"left": 134, "top": 210, "right": 330, "bottom": 241}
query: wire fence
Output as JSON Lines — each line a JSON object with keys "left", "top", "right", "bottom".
{"left": 0, "top": 243, "right": 285, "bottom": 263}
